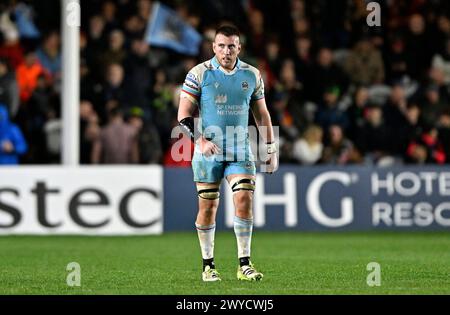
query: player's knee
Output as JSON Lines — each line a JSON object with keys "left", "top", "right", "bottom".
{"left": 197, "top": 186, "right": 220, "bottom": 200}
{"left": 234, "top": 191, "right": 252, "bottom": 211}
{"left": 200, "top": 205, "right": 217, "bottom": 216}
{"left": 230, "top": 177, "right": 255, "bottom": 194}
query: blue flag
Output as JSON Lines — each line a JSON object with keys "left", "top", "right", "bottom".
{"left": 14, "top": 3, "right": 40, "bottom": 39}
{"left": 145, "top": 2, "right": 202, "bottom": 56}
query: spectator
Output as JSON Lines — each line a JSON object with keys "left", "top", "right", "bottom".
{"left": 123, "top": 15, "right": 146, "bottom": 40}
{"left": 404, "top": 14, "right": 433, "bottom": 81}
{"left": 91, "top": 106, "right": 139, "bottom": 164}
{"left": 16, "top": 51, "right": 46, "bottom": 103}
{"left": 99, "top": 29, "right": 127, "bottom": 76}
{"left": 293, "top": 35, "right": 313, "bottom": 83}
{"left": 151, "top": 69, "right": 177, "bottom": 151}
{"left": 0, "top": 103, "right": 27, "bottom": 165}
{"left": 24, "top": 74, "right": 54, "bottom": 163}
{"left": 437, "top": 110, "right": 450, "bottom": 164}
{"left": 344, "top": 37, "right": 385, "bottom": 86}
{"left": 322, "top": 124, "right": 361, "bottom": 165}
{"left": 43, "top": 109, "right": 61, "bottom": 163}
{"left": 315, "top": 85, "right": 350, "bottom": 131}
{"left": 346, "top": 86, "right": 370, "bottom": 141}
{"left": 0, "top": 57, "right": 19, "bottom": 118}
{"left": 80, "top": 57, "right": 102, "bottom": 108}
{"left": 397, "top": 103, "right": 423, "bottom": 160}
{"left": 127, "top": 107, "right": 163, "bottom": 164}
{"left": 86, "top": 15, "right": 107, "bottom": 81}
{"left": 383, "top": 83, "right": 408, "bottom": 129}
{"left": 137, "top": 0, "right": 152, "bottom": 22}
{"left": 431, "top": 39, "right": 450, "bottom": 84}
{"left": 101, "top": 1, "right": 119, "bottom": 33}
{"left": 35, "top": 31, "right": 61, "bottom": 79}
{"left": 292, "top": 124, "right": 323, "bottom": 165}
{"left": 428, "top": 66, "right": 450, "bottom": 105}
{"left": 80, "top": 100, "right": 100, "bottom": 164}
{"left": 264, "top": 36, "right": 282, "bottom": 89}
{"left": 307, "top": 47, "right": 349, "bottom": 103}
{"left": 420, "top": 84, "right": 447, "bottom": 128}
{"left": 385, "top": 35, "right": 409, "bottom": 82}
{"left": 123, "top": 39, "right": 153, "bottom": 119}
{"left": 355, "top": 104, "right": 393, "bottom": 165}
{"left": 101, "top": 63, "right": 127, "bottom": 121}
{"left": 0, "top": 10, "right": 24, "bottom": 69}
{"left": 246, "top": 9, "right": 265, "bottom": 56}
{"left": 270, "top": 89, "right": 299, "bottom": 142}
{"left": 406, "top": 126, "right": 446, "bottom": 164}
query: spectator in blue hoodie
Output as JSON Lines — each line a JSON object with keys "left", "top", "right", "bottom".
{"left": 0, "top": 104, "right": 28, "bottom": 165}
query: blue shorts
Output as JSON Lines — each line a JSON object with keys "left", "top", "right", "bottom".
{"left": 192, "top": 151, "right": 256, "bottom": 183}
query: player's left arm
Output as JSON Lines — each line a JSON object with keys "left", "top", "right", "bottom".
{"left": 251, "top": 98, "right": 274, "bottom": 143}
{"left": 251, "top": 98, "right": 278, "bottom": 174}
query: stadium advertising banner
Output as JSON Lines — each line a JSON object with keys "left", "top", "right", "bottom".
{"left": 1, "top": 165, "right": 449, "bottom": 234}
{"left": 0, "top": 167, "right": 163, "bottom": 235}
{"left": 164, "top": 166, "right": 450, "bottom": 231}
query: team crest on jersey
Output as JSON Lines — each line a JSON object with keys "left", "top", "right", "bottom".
{"left": 241, "top": 81, "right": 249, "bottom": 90}
{"left": 215, "top": 94, "right": 227, "bottom": 104}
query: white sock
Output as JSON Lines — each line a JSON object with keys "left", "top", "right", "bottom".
{"left": 195, "top": 222, "right": 216, "bottom": 260}
{"left": 234, "top": 216, "right": 253, "bottom": 259}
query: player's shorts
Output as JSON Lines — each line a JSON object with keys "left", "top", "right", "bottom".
{"left": 192, "top": 150, "right": 256, "bottom": 183}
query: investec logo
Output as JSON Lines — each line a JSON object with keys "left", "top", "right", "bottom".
{"left": 0, "top": 168, "right": 163, "bottom": 234}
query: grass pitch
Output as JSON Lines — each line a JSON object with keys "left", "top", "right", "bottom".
{"left": 0, "top": 232, "right": 449, "bottom": 295}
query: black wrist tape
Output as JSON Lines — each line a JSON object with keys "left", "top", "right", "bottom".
{"left": 179, "top": 117, "right": 199, "bottom": 143}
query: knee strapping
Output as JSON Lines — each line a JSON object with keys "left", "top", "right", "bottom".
{"left": 230, "top": 177, "right": 255, "bottom": 193}
{"left": 198, "top": 187, "right": 220, "bottom": 200}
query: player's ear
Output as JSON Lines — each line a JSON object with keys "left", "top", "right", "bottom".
{"left": 212, "top": 41, "right": 217, "bottom": 54}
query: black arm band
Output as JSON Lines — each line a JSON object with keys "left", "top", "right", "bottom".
{"left": 179, "top": 117, "right": 200, "bottom": 143}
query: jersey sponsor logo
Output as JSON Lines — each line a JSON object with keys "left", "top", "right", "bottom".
{"left": 217, "top": 104, "right": 246, "bottom": 115}
{"left": 241, "top": 81, "right": 249, "bottom": 90}
{"left": 215, "top": 94, "right": 228, "bottom": 104}
{"left": 187, "top": 73, "right": 197, "bottom": 82}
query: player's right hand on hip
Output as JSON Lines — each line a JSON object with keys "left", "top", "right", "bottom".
{"left": 198, "top": 136, "right": 221, "bottom": 156}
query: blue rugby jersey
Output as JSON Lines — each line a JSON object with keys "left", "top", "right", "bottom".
{"left": 181, "top": 57, "right": 265, "bottom": 159}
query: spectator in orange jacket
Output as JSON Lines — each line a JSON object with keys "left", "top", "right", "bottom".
{"left": 16, "top": 51, "right": 47, "bottom": 102}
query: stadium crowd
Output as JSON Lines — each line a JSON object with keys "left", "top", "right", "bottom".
{"left": 0, "top": 0, "right": 450, "bottom": 166}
